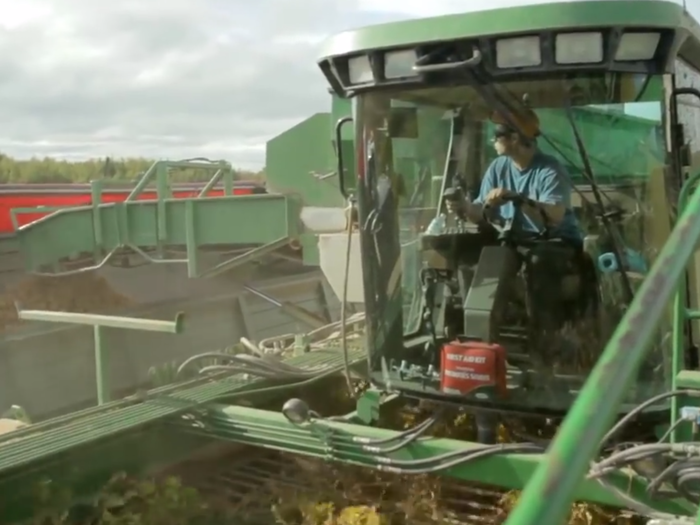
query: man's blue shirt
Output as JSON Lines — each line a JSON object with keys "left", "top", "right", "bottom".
{"left": 473, "top": 151, "right": 582, "bottom": 242}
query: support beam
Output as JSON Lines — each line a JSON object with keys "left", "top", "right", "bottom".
{"left": 199, "top": 237, "right": 290, "bottom": 278}
{"left": 244, "top": 284, "right": 329, "bottom": 329}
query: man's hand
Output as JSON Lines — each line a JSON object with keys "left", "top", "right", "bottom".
{"left": 445, "top": 197, "right": 485, "bottom": 224}
{"left": 445, "top": 198, "right": 466, "bottom": 217}
{"left": 484, "top": 188, "right": 516, "bottom": 207}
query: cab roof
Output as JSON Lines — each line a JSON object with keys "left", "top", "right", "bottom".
{"left": 318, "top": 0, "right": 700, "bottom": 70}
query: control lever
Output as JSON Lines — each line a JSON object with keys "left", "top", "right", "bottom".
{"left": 440, "top": 187, "right": 470, "bottom": 233}
{"left": 443, "top": 187, "right": 466, "bottom": 219}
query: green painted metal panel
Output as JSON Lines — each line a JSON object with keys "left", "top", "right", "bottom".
{"left": 15, "top": 195, "right": 298, "bottom": 272}
{"left": 164, "top": 196, "right": 296, "bottom": 244}
{"left": 266, "top": 113, "right": 343, "bottom": 208}
{"left": 318, "top": 1, "right": 697, "bottom": 59}
{"left": 17, "top": 209, "right": 96, "bottom": 263}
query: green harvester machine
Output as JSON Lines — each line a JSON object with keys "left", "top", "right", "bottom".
{"left": 9, "top": 1, "right": 700, "bottom": 523}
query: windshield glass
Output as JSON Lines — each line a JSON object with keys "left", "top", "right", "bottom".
{"left": 358, "top": 73, "right": 673, "bottom": 413}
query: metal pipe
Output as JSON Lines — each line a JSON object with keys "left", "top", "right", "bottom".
{"left": 17, "top": 310, "right": 184, "bottom": 333}
{"left": 199, "top": 237, "right": 290, "bottom": 279}
{"left": 505, "top": 171, "right": 700, "bottom": 525}
{"left": 244, "top": 285, "right": 282, "bottom": 306}
{"left": 94, "top": 326, "right": 109, "bottom": 405}
{"left": 125, "top": 161, "right": 159, "bottom": 202}
{"left": 197, "top": 169, "right": 223, "bottom": 198}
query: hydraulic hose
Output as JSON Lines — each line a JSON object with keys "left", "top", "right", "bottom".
{"left": 588, "top": 443, "right": 679, "bottom": 478}
{"left": 340, "top": 199, "right": 357, "bottom": 398}
{"left": 647, "top": 458, "right": 700, "bottom": 504}
{"left": 665, "top": 460, "right": 700, "bottom": 505}
{"left": 177, "top": 201, "right": 365, "bottom": 389}
{"left": 253, "top": 312, "right": 365, "bottom": 355}
{"left": 601, "top": 390, "right": 700, "bottom": 445}
{"left": 360, "top": 414, "right": 443, "bottom": 454}
{"left": 495, "top": 391, "right": 700, "bottom": 517}
{"left": 176, "top": 352, "right": 333, "bottom": 381}
{"left": 371, "top": 442, "right": 544, "bottom": 475}
{"left": 518, "top": 389, "right": 700, "bottom": 516}
{"left": 174, "top": 261, "right": 366, "bottom": 385}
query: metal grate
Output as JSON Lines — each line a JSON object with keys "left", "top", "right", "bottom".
{"left": 171, "top": 446, "right": 507, "bottom": 524}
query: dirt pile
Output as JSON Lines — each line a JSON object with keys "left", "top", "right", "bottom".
{"left": 0, "top": 273, "right": 133, "bottom": 333}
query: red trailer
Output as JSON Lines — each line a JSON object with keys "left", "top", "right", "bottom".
{"left": 0, "top": 182, "right": 265, "bottom": 233}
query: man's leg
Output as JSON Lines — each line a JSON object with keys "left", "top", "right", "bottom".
{"left": 524, "top": 243, "right": 577, "bottom": 360}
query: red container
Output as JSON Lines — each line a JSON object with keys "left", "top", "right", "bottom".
{"left": 0, "top": 183, "right": 262, "bottom": 234}
{"left": 440, "top": 340, "right": 507, "bottom": 398}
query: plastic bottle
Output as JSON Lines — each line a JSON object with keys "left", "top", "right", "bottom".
{"left": 425, "top": 214, "right": 446, "bottom": 235}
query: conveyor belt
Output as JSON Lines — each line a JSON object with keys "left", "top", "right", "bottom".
{"left": 0, "top": 346, "right": 366, "bottom": 473}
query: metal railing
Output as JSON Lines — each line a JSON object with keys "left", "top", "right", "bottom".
{"left": 505, "top": 168, "right": 700, "bottom": 525}
{"left": 9, "top": 158, "right": 239, "bottom": 231}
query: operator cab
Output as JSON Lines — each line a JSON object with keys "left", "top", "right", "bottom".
{"left": 318, "top": 0, "right": 685, "bottom": 420}
{"left": 357, "top": 82, "right": 663, "bottom": 418}
{"left": 422, "top": 190, "right": 598, "bottom": 358}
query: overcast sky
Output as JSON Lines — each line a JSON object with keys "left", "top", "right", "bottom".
{"left": 0, "top": 0, "right": 693, "bottom": 168}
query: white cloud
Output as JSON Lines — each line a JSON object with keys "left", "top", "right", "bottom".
{"left": 0, "top": 1, "right": 53, "bottom": 30}
{"left": 359, "top": 0, "right": 691, "bottom": 18}
{"left": 0, "top": 0, "right": 354, "bottom": 168}
{"left": 358, "top": 0, "right": 550, "bottom": 17}
{"left": 0, "top": 0, "right": 693, "bottom": 169}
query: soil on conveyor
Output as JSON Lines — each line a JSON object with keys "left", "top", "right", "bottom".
{"left": 0, "top": 273, "right": 133, "bottom": 333}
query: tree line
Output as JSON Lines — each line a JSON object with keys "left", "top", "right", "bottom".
{"left": 0, "top": 154, "right": 265, "bottom": 184}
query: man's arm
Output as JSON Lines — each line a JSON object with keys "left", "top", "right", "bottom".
{"left": 461, "top": 163, "right": 497, "bottom": 223}
{"left": 521, "top": 166, "right": 569, "bottom": 226}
